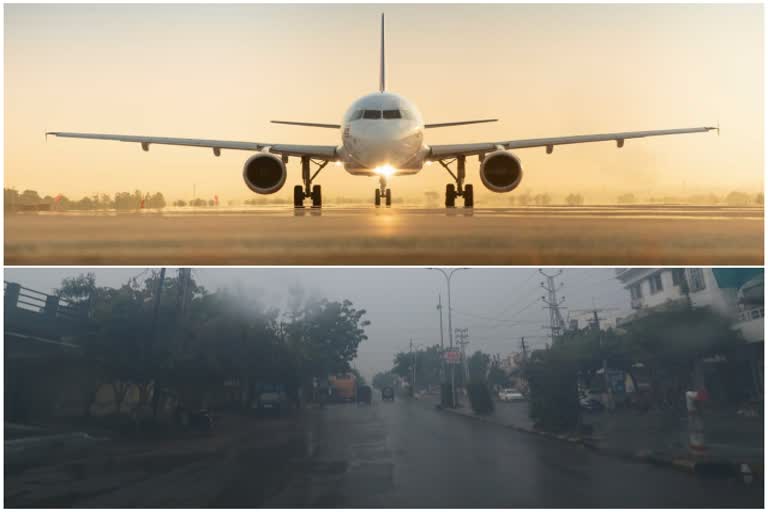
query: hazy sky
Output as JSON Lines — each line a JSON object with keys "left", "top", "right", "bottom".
{"left": 5, "top": 4, "right": 763, "bottom": 202}
{"left": 4, "top": 267, "right": 629, "bottom": 379}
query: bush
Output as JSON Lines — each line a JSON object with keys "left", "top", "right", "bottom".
{"left": 467, "top": 381, "right": 495, "bottom": 415}
{"left": 526, "top": 350, "right": 579, "bottom": 431}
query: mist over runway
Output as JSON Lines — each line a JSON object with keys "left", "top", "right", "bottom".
{"left": 5, "top": 205, "right": 763, "bottom": 265}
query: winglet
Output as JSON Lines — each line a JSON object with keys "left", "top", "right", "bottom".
{"left": 379, "top": 13, "right": 386, "bottom": 93}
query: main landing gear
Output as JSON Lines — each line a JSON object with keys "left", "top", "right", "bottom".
{"left": 374, "top": 176, "right": 392, "bottom": 207}
{"left": 438, "top": 155, "right": 474, "bottom": 208}
{"left": 294, "top": 156, "right": 328, "bottom": 208}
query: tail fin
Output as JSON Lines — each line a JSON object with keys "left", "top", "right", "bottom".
{"left": 379, "top": 13, "right": 385, "bottom": 92}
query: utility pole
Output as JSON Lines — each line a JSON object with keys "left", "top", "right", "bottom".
{"left": 540, "top": 269, "right": 566, "bottom": 344}
{"left": 148, "top": 267, "right": 167, "bottom": 363}
{"left": 437, "top": 294, "right": 447, "bottom": 406}
{"left": 455, "top": 328, "right": 470, "bottom": 383}
{"left": 410, "top": 338, "right": 415, "bottom": 395}
{"left": 437, "top": 295, "right": 445, "bottom": 351}
{"left": 520, "top": 336, "right": 528, "bottom": 362}
{"left": 428, "top": 268, "right": 468, "bottom": 408}
{"left": 571, "top": 303, "right": 619, "bottom": 410}
{"left": 149, "top": 267, "right": 166, "bottom": 418}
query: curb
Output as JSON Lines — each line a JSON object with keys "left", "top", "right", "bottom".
{"left": 437, "top": 405, "right": 762, "bottom": 481}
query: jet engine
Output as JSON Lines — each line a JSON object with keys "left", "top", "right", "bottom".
{"left": 479, "top": 150, "right": 523, "bottom": 193}
{"left": 242, "top": 153, "right": 287, "bottom": 194}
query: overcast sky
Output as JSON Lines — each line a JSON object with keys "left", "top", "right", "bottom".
{"left": 5, "top": 4, "right": 762, "bottom": 202}
{"left": 4, "top": 267, "right": 629, "bottom": 379}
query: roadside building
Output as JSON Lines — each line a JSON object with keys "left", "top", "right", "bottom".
{"left": 615, "top": 268, "right": 763, "bottom": 400}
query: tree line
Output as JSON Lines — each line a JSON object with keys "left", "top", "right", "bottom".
{"left": 5, "top": 188, "right": 167, "bottom": 211}
{"left": 56, "top": 272, "right": 370, "bottom": 425}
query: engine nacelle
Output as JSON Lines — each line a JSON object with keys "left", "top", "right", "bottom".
{"left": 242, "top": 153, "right": 287, "bottom": 194}
{"left": 479, "top": 150, "right": 523, "bottom": 193}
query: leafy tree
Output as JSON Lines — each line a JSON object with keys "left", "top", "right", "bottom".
{"left": 565, "top": 193, "right": 584, "bottom": 206}
{"left": 725, "top": 191, "right": 751, "bottom": 206}
{"left": 467, "top": 350, "right": 491, "bottom": 382}
{"left": 372, "top": 371, "right": 397, "bottom": 389}
{"left": 617, "top": 193, "right": 636, "bottom": 204}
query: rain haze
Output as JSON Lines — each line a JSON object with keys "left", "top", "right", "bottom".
{"left": 3, "top": 267, "right": 629, "bottom": 379}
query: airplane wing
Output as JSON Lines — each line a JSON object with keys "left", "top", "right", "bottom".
{"left": 45, "top": 132, "right": 338, "bottom": 160}
{"left": 428, "top": 126, "right": 717, "bottom": 160}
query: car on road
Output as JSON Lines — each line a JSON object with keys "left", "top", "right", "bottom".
{"left": 252, "top": 383, "right": 288, "bottom": 415}
{"left": 498, "top": 389, "right": 525, "bottom": 401}
{"left": 357, "top": 385, "right": 372, "bottom": 405}
{"left": 381, "top": 386, "right": 395, "bottom": 401}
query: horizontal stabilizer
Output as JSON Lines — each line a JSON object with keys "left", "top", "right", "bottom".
{"left": 425, "top": 119, "right": 498, "bottom": 129}
{"left": 271, "top": 120, "right": 341, "bottom": 129}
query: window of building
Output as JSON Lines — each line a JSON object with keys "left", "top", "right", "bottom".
{"left": 687, "top": 269, "right": 706, "bottom": 292}
{"left": 630, "top": 283, "right": 643, "bottom": 300}
{"left": 363, "top": 110, "right": 382, "bottom": 119}
{"left": 671, "top": 269, "right": 684, "bottom": 286}
{"left": 649, "top": 273, "right": 663, "bottom": 294}
{"left": 383, "top": 109, "right": 402, "bottom": 119}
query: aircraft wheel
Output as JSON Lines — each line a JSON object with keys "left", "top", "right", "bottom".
{"left": 385, "top": 188, "right": 392, "bottom": 207}
{"left": 464, "top": 184, "right": 474, "bottom": 208}
{"left": 311, "top": 185, "right": 322, "bottom": 208}
{"left": 375, "top": 189, "right": 381, "bottom": 207}
{"left": 445, "top": 184, "right": 456, "bottom": 208}
{"left": 293, "top": 185, "right": 304, "bottom": 208}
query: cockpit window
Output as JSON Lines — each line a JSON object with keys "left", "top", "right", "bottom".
{"left": 363, "top": 110, "right": 382, "bottom": 119}
{"left": 383, "top": 109, "right": 402, "bottom": 119}
{"left": 349, "top": 110, "right": 364, "bottom": 121}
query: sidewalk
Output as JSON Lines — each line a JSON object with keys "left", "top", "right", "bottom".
{"left": 425, "top": 395, "right": 763, "bottom": 480}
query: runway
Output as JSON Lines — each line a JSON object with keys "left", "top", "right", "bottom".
{"left": 4, "top": 205, "right": 763, "bottom": 265}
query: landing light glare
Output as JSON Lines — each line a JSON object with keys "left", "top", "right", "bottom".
{"left": 375, "top": 164, "right": 395, "bottom": 177}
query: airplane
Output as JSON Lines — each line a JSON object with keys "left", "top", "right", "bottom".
{"left": 47, "top": 14, "right": 717, "bottom": 209}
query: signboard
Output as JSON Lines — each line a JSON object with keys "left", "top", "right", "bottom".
{"left": 443, "top": 351, "right": 461, "bottom": 364}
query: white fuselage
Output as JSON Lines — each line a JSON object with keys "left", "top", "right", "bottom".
{"left": 339, "top": 92, "right": 428, "bottom": 177}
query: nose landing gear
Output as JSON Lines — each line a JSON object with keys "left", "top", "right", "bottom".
{"left": 293, "top": 156, "right": 328, "bottom": 208}
{"left": 375, "top": 176, "right": 392, "bottom": 207}
{"left": 438, "top": 155, "right": 474, "bottom": 208}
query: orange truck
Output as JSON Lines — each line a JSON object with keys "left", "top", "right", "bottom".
{"left": 329, "top": 374, "right": 357, "bottom": 402}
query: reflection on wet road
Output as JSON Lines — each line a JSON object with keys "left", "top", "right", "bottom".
{"left": 5, "top": 206, "right": 763, "bottom": 264}
{"left": 268, "top": 398, "right": 762, "bottom": 508}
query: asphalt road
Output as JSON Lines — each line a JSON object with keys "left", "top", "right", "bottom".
{"left": 5, "top": 205, "right": 763, "bottom": 264}
{"left": 265, "top": 399, "right": 762, "bottom": 508}
{"left": 6, "top": 401, "right": 762, "bottom": 507}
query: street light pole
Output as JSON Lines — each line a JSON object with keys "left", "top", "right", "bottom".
{"left": 428, "top": 267, "right": 468, "bottom": 408}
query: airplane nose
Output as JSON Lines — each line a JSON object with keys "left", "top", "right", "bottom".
{"left": 354, "top": 126, "right": 421, "bottom": 168}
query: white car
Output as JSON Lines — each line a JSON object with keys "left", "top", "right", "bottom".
{"left": 498, "top": 389, "right": 525, "bottom": 402}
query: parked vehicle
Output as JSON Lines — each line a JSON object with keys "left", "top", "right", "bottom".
{"left": 252, "top": 383, "right": 288, "bottom": 414}
{"left": 357, "top": 385, "right": 372, "bottom": 405}
{"left": 175, "top": 407, "right": 213, "bottom": 435}
{"left": 330, "top": 374, "right": 357, "bottom": 402}
{"left": 579, "top": 392, "right": 604, "bottom": 412}
{"left": 381, "top": 386, "right": 395, "bottom": 401}
{"left": 498, "top": 388, "right": 525, "bottom": 401}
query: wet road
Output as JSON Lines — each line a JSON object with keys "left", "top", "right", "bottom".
{"left": 267, "top": 399, "right": 763, "bottom": 508}
{"left": 5, "top": 205, "right": 763, "bottom": 264}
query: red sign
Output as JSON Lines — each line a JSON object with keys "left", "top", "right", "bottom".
{"left": 443, "top": 351, "right": 461, "bottom": 364}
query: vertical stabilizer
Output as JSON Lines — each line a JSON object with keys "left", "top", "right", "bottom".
{"left": 379, "top": 13, "right": 385, "bottom": 92}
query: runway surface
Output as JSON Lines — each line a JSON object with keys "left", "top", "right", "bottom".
{"left": 5, "top": 205, "right": 763, "bottom": 265}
